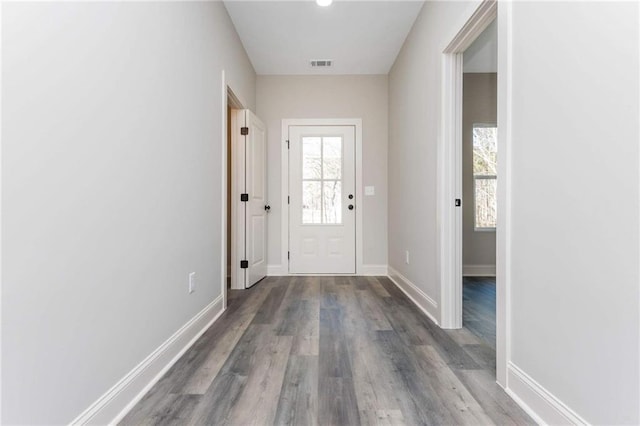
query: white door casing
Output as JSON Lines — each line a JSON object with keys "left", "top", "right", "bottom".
{"left": 288, "top": 125, "right": 356, "bottom": 274}
{"left": 233, "top": 109, "right": 268, "bottom": 289}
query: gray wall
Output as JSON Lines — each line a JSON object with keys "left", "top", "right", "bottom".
{"left": 256, "top": 75, "right": 388, "bottom": 269}
{"left": 507, "top": 2, "right": 639, "bottom": 423}
{"left": 389, "top": 0, "right": 482, "bottom": 319}
{"left": 462, "top": 73, "right": 497, "bottom": 270}
{"left": 390, "top": 0, "right": 639, "bottom": 423}
{"left": 1, "top": 3, "right": 255, "bottom": 424}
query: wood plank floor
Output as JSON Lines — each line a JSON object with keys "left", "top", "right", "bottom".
{"left": 463, "top": 277, "right": 496, "bottom": 350}
{"left": 121, "top": 276, "right": 532, "bottom": 425}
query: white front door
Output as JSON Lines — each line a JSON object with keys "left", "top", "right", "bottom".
{"left": 288, "top": 125, "right": 356, "bottom": 274}
{"left": 241, "top": 110, "right": 268, "bottom": 288}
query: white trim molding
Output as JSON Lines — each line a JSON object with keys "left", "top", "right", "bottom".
{"left": 267, "top": 264, "right": 386, "bottom": 277}
{"left": 361, "top": 264, "right": 388, "bottom": 276}
{"left": 387, "top": 266, "right": 439, "bottom": 326}
{"left": 280, "top": 118, "right": 364, "bottom": 276}
{"left": 0, "top": 3, "right": 3, "bottom": 421}
{"left": 70, "top": 296, "right": 225, "bottom": 425}
{"left": 463, "top": 264, "right": 496, "bottom": 277}
{"left": 267, "top": 264, "right": 287, "bottom": 276}
{"left": 507, "top": 362, "right": 589, "bottom": 426}
{"left": 438, "top": 49, "right": 464, "bottom": 330}
{"left": 444, "top": 0, "right": 497, "bottom": 54}
{"left": 496, "top": 0, "right": 513, "bottom": 388}
{"left": 221, "top": 71, "right": 228, "bottom": 309}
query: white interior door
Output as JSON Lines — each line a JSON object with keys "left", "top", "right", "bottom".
{"left": 288, "top": 125, "right": 356, "bottom": 274}
{"left": 239, "top": 109, "right": 268, "bottom": 288}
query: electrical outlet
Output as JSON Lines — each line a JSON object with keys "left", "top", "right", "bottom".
{"left": 405, "top": 251, "right": 410, "bottom": 264}
{"left": 189, "top": 272, "right": 196, "bottom": 294}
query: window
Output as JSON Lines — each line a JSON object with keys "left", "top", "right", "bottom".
{"left": 473, "top": 124, "right": 497, "bottom": 230}
{"left": 301, "top": 136, "right": 343, "bottom": 224}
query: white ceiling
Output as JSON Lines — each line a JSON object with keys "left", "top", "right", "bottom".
{"left": 224, "top": 1, "right": 425, "bottom": 75}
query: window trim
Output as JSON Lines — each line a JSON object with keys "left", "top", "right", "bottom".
{"left": 472, "top": 123, "right": 497, "bottom": 232}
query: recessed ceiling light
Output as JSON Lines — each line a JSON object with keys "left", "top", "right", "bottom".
{"left": 316, "top": 0, "right": 332, "bottom": 7}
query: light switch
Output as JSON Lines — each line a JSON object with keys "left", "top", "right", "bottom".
{"left": 364, "top": 186, "right": 375, "bottom": 196}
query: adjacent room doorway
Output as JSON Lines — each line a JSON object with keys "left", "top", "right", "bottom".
{"left": 461, "top": 21, "right": 498, "bottom": 348}
{"left": 439, "top": 0, "right": 508, "bottom": 386}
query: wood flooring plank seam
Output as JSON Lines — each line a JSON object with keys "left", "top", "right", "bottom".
{"left": 120, "top": 276, "right": 532, "bottom": 426}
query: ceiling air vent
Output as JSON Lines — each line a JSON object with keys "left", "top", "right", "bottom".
{"left": 310, "top": 59, "right": 333, "bottom": 68}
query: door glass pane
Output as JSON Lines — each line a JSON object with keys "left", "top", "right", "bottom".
{"left": 300, "top": 135, "right": 344, "bottom": 225}
{"left": 475, "top": 178, "right": 497, "bottom": 228}
{"left": 302, "top": 181, "right": 322, "bottom": 224}
{"left": 323, "top": 181, "right": 342, "bottom": 224}
{"left": 323, "top": 137, "right": 342, "bottom": 179}
{"left": 302, "top": 137, "right": 322, "bottom": 179}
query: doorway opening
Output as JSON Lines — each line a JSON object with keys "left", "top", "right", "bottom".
{"left": 461, "top": 21, "right": 498, "bottom": 351}
{"left": 226, "top": 103, "right": 233, "bottom": 293}
{"left": 224, "top": 84, "right": 245, "bottom": 308}
{"left": 438, "top": 0, "right": 509, "bottom": 386}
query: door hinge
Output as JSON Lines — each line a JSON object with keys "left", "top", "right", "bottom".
{"left": 455, "top": 199, "right": 462, "bottom": 207}
{"left": 241, "top": 127, "right": 249, "bottom": 136}
{"left": 287, "top": 251, "right": 290, "bottom": 260}
{"left": 287, "top": 196, "right": 290, "bottom": 204}
{"left": 286, "top": 140, "right": 289, "bottom": 149}
{"left": 240, "top": 260, "right": 248, "bottom": 269}
{"left": 241, "top": 193, "right": 249, "bottom": 202}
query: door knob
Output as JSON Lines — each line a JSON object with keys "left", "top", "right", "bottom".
{"left": 264, "top": 205, "right": 271, "bottom": 212}
{"left": 348, "top": 205, "right": 354, "bottom": 210}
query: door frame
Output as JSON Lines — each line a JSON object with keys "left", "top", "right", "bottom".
{"left": 280, "top": 119, "right": 363, "bottom": 275}
{"left": 439, "top": 0, "right": 497, "bottom": 329}
{"left": 230, "top": 108, "right": 247, "bottom": 290}
{"left": 438, "top": 0, "right": 511, "bottom": 387}
{"left": 221, "top": 70, "right": 246, "bottom": 308}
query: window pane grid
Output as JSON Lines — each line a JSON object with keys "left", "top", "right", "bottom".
{"left": 473, "top": 125, "right": 497, "bottom": 229}
{"left": 302, "top": 136, "right": 343, "bottom": 224}
{"left": 474, "top": 178, "right": 497, "bottom": 230}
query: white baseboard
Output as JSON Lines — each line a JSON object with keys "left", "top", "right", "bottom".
{"left": 267, "top": 264, "right": 286, "bottom": 276}
{"left": 387, "top": 266, "right": 439, "bottom": 326}
{"left": 70, "top": 295, "right": 225, "bottom": 425}
{"left": 361, "top": 264, "right": 388, "bottom": 276}
{"left": 507, "top": 362, "right": 588, "bottom": 425}
{"left": 267, "top": 264, "right": 388, "bottom": 276}
{"left": 463, "top": 264, "right": 496, "bottom": 276}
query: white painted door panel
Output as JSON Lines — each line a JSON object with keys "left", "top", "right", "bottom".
{"left": 244, "top": 110, "right": 268, "bottom": 287}
{"left": 289, "top": 125, "right": 355, "bottom": 274}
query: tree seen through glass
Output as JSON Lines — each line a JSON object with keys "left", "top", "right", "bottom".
{"left": 302, "top": 136, "right": 342, "bottom": 224}
{"left": 473, "top": 126, "right": 497, "bottom": 229}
